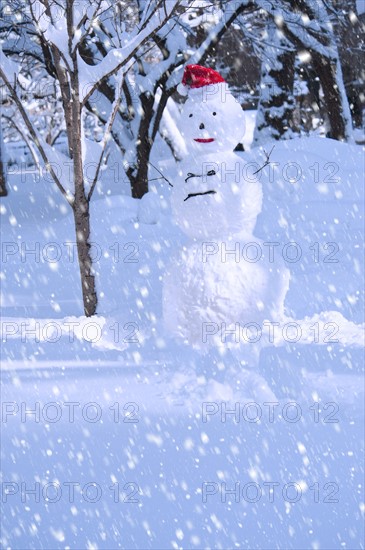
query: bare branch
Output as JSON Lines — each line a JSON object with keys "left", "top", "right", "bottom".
{"left": 2, "top": 113, "right": 42, "bottom": 171}
{"left": 253, "top": 146, "right": 275, "bottom": 175}
{"left": 148, "top": 160, "right": 173, "bottom": 187}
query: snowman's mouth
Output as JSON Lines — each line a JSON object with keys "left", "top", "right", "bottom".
{"left": 194, "top": 138, "right": 215, "bottom": 143}
{"left": 184, "top": 190, "right": 216, "bottom": 202}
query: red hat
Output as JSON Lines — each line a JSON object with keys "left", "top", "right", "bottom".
{"left": 182, "top": 64, "right": 225, "bottom": 89}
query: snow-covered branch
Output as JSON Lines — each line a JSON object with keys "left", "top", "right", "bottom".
{"left": 87, "top": 70, "right": 124, "bottom": 201}
{"left": 81, "top": 0, "right": 180, "bottom": 106}
{"left": 166, "top": 1, "right": 254, "bottom": 90}
{"left": 254, "top": 0, "right": 336, "bottom": 58}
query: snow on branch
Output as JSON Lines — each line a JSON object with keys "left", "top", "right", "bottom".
{"left": 255, "top": 0, "right": 336, "bottom": 59}
{"left": 166, "top": 0, "right": 253, "bottom": 90}
{"left": 80, "top": 0, "right": 180, "bottom": 106}
{"left": 73, "top": 0, "right": 111, "bottom": 53}
{"left": 28, "top": 0, "right": 73, "bottom": 68}
{"left": 87, "top": 70, "right": 124, "bottom": 201}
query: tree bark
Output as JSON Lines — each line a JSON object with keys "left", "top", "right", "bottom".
{"left": 0, "top": 121, "right": 7, "bottom": 196}
{"left": 311, "top": 52, "right": 351, "bottom": 140}
{"left": 0, "top": 161, "right": 7, "bottom": 196}
{"left": 127, "top": 92, "right": 155, "bottom": 199}
{"left": 72, "top": 197, "right": 97, "bottom": 317}
{"left": 70, "top": 103, "right": 98, "bottom": 316}
{"left": 69, "top": 28, "right": 98, "bottom": 317}
{"left": 271, "top": 0, "right": 353, "bottom": 141}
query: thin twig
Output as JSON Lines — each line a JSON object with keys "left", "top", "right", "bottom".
{"left": 253, "top": 145, "right": 275, "bottom": 175}
{"left": 148, "top": 160, "right": 173, "bottom": 187}
{"left": 3, "top": 113, "right": 42, "bottom": 170}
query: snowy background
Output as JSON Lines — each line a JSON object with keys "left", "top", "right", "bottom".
{"left": 1, "top": 106, "right": 364, "bottom": 548}
{"left": 1, "top": 0, "right": 364, "bottom": 546}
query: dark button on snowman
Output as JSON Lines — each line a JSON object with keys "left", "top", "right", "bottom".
{"left": 163, "top": 65, "right": 290, "bottom": 393}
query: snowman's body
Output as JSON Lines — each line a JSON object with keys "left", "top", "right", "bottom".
{"left": 163, "top": 66, "right": 289, "bottom": 368}
{"left": 164, "top": 152, "right": 289, "bottom": 352}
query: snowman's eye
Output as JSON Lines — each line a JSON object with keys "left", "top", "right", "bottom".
{"left": 212, "top": 112, "right": 217, "bottom": 116}
{"left": 189, "top": 114, "right": 193, "bottom": 118}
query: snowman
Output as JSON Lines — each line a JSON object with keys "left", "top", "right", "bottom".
{"left": 163, "top": 65, "right": 290, "bottom": 394}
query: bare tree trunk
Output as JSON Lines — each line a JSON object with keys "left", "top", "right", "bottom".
{"left": 72, "top": 198, "right": 97, "bottom": 317}
{"left": 254, "top": 18, "right": 297, "bottom": 144}
{"left": 0, "top": 121, "right": 8, "bottom": 196}
{"left": 127, "top": 159, "right": 150, "bottom": 199}
{"left": 312, "top": 52, "right": 352, "bottom": 140}
{"left": 69, "top": 38, "right": 97, "bottom": 316}
{"left": 0, "top": 163, "right": 7, "bottom": 196}
{"left": 127, "top": 93, "right": 154, "bottom": 199}
{"left": 65, "top": 0, "right": 97, "bottom": 317}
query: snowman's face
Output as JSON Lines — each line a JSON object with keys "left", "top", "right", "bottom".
{"left": 180, "top": 86, "right": 245, "bottom": 155}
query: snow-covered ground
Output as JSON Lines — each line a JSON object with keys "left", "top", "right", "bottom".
{"left": 1, "top": 128, "right": 364, "bottom": 548}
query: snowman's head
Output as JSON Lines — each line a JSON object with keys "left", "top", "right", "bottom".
{"left": 179, "top": 65, "right": 245, "bottom": 155}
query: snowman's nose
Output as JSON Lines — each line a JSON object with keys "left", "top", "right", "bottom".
{"left": 199, "top": 123, "right": 205, "bottom": 130}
